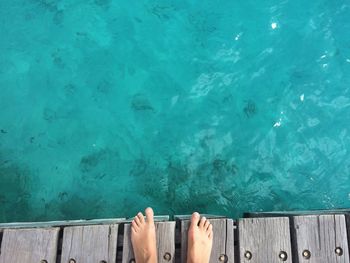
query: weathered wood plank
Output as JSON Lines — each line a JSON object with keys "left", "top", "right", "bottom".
{"left": 180, "top": 220, "right": 190, "bottom": 263}
{"left": 210, "top": 219, "right": 226, "bottom": 263}
{"left": 226, "top": 219, "right": 235, "bottom": 263}
{"left": 0, "top": 228, "right": 59, "bottom": 263}
{"left": 122, "top": 224, "right": 134, "bottom": 263}
{"left": 181, "top": 218, "right": 234, "bottom": 263}
{"left": 60, "top": 224, "right": 118, "bottom": 263}
{"left": 246, "top": 209, "right": 350, "bottom": 218}
{"left": 0, "top": 216, "right": 166, "bottom": 229}
{"left": 157, "top": 222, "right": 176, "bottom": 263}
{"left": 0, "top": 218, "right": 123, "bottom": 229}
{"left": 293, "top": 214, "right": 350, "bottom": 263}
{"left": 122, "top": 222, "right": 176, "bottom": 263}
{"left": 239, "top": 217, "right": 292, "bottom": 263}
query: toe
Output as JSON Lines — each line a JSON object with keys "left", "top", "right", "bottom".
{"left": 137, "top": 212, "right": 145, "bottom": 223}
{"left": 131, "top": 227, "right": 137, "bottom": 234}
{"left": 208, "top": 224, "right": 213, "bottom": 239}
{"left": 134, "top": 215, "right": 141, "bottom": 226}
{"left": 190, "top": 212, "right": 200, "bottom": 227}
{"left": 199, "top": 216, "right": 206, "bottom": 228}
{"left": 145, "top": 207, "right": 154, "bottom": 224}
{"left": 204, "top": 219, "right": 210, "bottom": 230}
{"left": 131, "top": 220, "right": 139, "bottom": 231}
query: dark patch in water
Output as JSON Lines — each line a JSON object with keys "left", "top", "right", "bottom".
{"left": 147, "top": 4, "right": 176, "bottom": 20}
{"left": 222, "top": 94, "right": 234, "bottom": 103}
{"left": 187, "top": 11, "right": 219, "bottom": 48}
{"left": 53, "top": 10, "right": 64, "bottom": 25}
{"left": 59, "top": 194, "right": 105, "bottom": 220}
{"left": 0, "top": 157, "right": 33, "bottom": 222}
{"left": 134, "top": 17, "right": 143, "bottom": 23}
{"left": 1, "top": 160, "right": 10, "bottom": 165}
{"left": 243, "top": 100, "right": 257, "bottom": 118}
{"left": 231, "top": 164, "right": 239, "bottom": 175}
{"left": 130, "top": 159, "right": 149, "bottom": 177}
{"left": 1, "top": 129, "right": 7, "bottom": 134}
{"left": 94, "top": 0, "right": 111, "bottom": 8}
{"left": 80, "top": 150, "right": 107, "bottom": 173}
{"left": 97, "top": 80, "right": 112, "bottom": 94}
{"left": 76, "top": 31, "right": 88, "bottom": 37}
{"left": 43, "top": 108, "right": 57, "bottom": 122}
{"left": 188, "top": 11, "right": 218, "bottom": 40}
{"left": 51, "top": 49, "right": 65, "bottom": 68}
{"left": 79, "top": 149, "right": 119, "bottom": 182}
{"left": 130, "top": 157, "right": 225, "bottom": 216}
{"left": 212, "top": 158, "right": 227, "bottom": 170}
{"left": 212, "top": 158, "right": 238, "bottom": 175}
{"left": 131, "top": 93, "right": 154, "bottom": 112}
{"left": 64, "top": 83, "right": 76, "bottom": 96}
{"left": 167, "top": 161, "right": 190, "bottom": 184}
{"left": 33, "top": 0, "right": 57, "bottom": 12}
{"left": 335, "top": 48, "right": 340, "bottom": 56}
{"left": 58, "top": 191, "right": 68, "bottom": 201}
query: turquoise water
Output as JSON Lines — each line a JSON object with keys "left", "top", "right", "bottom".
{"left": 1, "top": 0, "right": 350, "bottom": 223}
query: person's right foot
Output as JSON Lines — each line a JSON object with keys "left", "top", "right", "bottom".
{"left": 187, "top": 212, "right": 213, "bottom": 263}
{"left": 131, "top": 207, "right": 158, "bottom": 263}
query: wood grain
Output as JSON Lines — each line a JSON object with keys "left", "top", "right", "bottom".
{"left": 293, "top": 214, "right": 349, "bottom": 263}
{"left": 239, "top": 217, "right": 292, "bottom": 263}
{"left": 60, "top": 224, "right": 118, "bottom": 263}
{"left": 0, "top": 228, "right": 59, "bottom": 263}
{"left": 226, "top": 219, "right": 235, "bottom": 263}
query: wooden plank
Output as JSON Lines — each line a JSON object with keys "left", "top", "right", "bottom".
{"left": 122, "top": 224, "right": 134, "bottom": 263}
{"left": 293, "top": 214, "right": 350, "bottom": 263}
{"left": 246, "top": 209, "right": 350, "bottom": 218}
{"left": 60, "top": 224, "right": 118, "bottom": 263}
{"left": 0, "top": 218, "right": 125, "bottom": 229}
{"left": 226, "top": 219, "right": 235, "bottom": 263}
{"left": 180, "top": 220, "right": 190, "bottom": 263}
{"left": 0, "top": 228, "right": 59, "bottom": 263}
{"left": 210, "top": 219, "right": 226, "bottom": 263}
{"left": 239, "top": 217, "right": 292, "bottom": 263}
{"left": 122, "top": 222, "right": 176, "bottom": 263}
{"left": 181, "top": 218, "right": 234, "bottom": 263}
{"left": 157, "top": 222, "right": 176, "bottom": 263}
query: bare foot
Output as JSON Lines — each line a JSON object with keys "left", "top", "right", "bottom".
{"left": 187, "top": 212, "right": 213, "bottom": 263}
{"left": 131, "top": 207, "right": 158, "bottom": 263}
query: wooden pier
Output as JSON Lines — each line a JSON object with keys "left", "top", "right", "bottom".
{"left": 0, "top": 210, "right": 350, "bottom": 263}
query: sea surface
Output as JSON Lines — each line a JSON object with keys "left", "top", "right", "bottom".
{"left": 1, "top": 0, "right": 350, "bottom": 222}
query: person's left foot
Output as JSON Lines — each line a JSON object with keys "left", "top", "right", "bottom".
{"left": 131, "top": 207, "right": 158, "bottom": 263}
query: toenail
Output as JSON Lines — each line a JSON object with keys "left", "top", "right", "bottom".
{"left": 163, "top": 252, "right": 172, "bottom": 261}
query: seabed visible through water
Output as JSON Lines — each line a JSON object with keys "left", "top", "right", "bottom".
{"left": 1, "top": 0, "right": 350, "bottom": 222}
